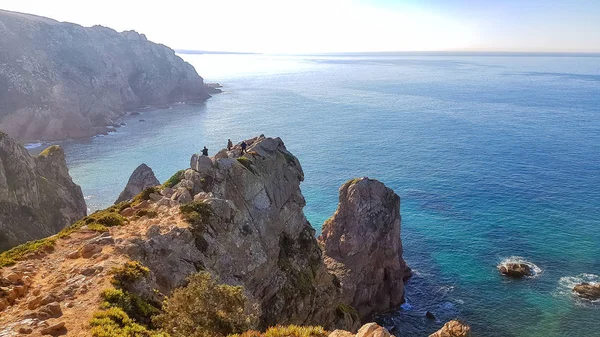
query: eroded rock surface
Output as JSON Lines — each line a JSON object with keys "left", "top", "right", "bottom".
{"left": 573, "top": 283, "right": 600, "bottom": 300}
{"left": 429, "top": 320, "right": 472, "bottom": 337}
{"left": 0, "top": 132, "right": 86, "bottom": 251}
{"left": 115, "top": 163, "right": 160, "bottom": 203}
{"left": 125, "top": 136, "right": 360, "bottom": 330}
{"left": 319, "top": 177, "right": 410, "bottom": 320}
{"left": 0, "top": 9, "right": 210, "bottom": 141}
{"left": 498, "top": 263, "right": 533, "bottom": 278}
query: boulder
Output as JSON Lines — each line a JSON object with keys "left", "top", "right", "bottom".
{"left": 114, "top": 164, "right": 160, "bottom": 203}
{"left": 319, "top": 177, "right": 410, "bottom": 320}
{"left": 498, "top": 263, "right": 533, "bottom": 278}
{"left": 429, "top": 320, "right": 471, "bottom": 337}
{"left": 40, "top": 321, "right": 66, "bottom": 336}
{"left": 356, "top": 323, "right": 392, "bottom": 337}
{"left": 573, "top": 283, "right": 600, "bottom": 300}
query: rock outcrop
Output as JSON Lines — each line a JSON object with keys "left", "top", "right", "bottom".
{"left": 429, "top": 320, "right": 472, "bottom": 337}
{"left": 319, "top": 178, "right": 410, "bottom": 320}
{"left": 0, "top": 131, "right": 86, "bottom": 251}
{"left": 123, "top": 136, "right": 360, "bottom": 330}
{"left": 329, "top": 323, "right": 395, "bottom": 337}
{"left": 573, "top": 283, "right": 600, "bottom": 300}
{"left": 114, "top": 164, "right": 160, "bottom": 203}
{"left": 0, "top": 9, "right": 211, "bottom": 142}
{"left": 498, "top": 263, "right": 533, "bottom": 278}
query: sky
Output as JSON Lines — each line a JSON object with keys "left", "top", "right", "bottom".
{"left": 1, "top": 0, "right": 599, "bottom": 53}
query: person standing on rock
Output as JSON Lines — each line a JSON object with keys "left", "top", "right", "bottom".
{"left": 227, "top": 139, "right": 233, "bottom": 151}
{"left": 240, "top": 141, "right": 247, "bottom": 154}
{"left": 201, "top": 146, "right": 208, "bottom": 156}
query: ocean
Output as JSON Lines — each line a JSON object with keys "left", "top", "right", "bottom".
{"left": 37, "top": 53, "right": 600, "bottom": 336}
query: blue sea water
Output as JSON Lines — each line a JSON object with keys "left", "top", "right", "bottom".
{"left": 45, "top": 53, "right": 600, "bottom": 336}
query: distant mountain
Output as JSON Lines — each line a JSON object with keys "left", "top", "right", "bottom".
{"left": 0, "top": 10, "right": 211, "bottom": 142}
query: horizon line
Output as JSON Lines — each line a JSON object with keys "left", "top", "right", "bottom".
{"left": 176, "top": 49, "right": 600, "bottom": 57}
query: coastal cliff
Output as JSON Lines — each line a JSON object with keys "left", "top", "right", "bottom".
{"left": 0, "top": 131, "right": 86, "bottom": 252}
{"left": 0, "top": 10, "right": 211, "bottom": 142}
{"left": 0, "top": 136, "right": 412, "bottom": 336}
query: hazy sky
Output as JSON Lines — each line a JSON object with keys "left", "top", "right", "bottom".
{"left": 2, "top": 0, "right": 599, "bottom": 53}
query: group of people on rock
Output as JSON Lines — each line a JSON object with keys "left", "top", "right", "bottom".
{"left": 201, "top": 139, "right": 247, "bottom": 156}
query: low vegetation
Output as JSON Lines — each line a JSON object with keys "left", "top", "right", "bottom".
{"left": 236, "top": 157, "right": 255, "bottom": 173}
{"left": 153, "top": 271, "right": 253, "bottom": 337}
{"left": 0, "top": 237, "right": 56, "bottom": 268}
{"left": 336, "top": 303, "right": 359, "bottom": 322}
{"left": 38, "top": 145, "right": 61, "bottom": 157}
{"left": 230, "top": 326, "right": 327, "bottom": 337}
{"left": 90, "top": 306, "right": 167, "bottom": 337}
{"left": 180, "top": 201, "right": 213, "bottom": 228}
{"left": 161, "top": 170, "right": 185, "bottom": 189}
{"left": 110, "top": 261, "right": 150, "bottom": 288}
{"left": 131, "top": 187, "right": 160, "bottom": 206}
{"left": 136, "top": 209, "right": 158, "bottom": 219}
{"left": 0, "top": 204, "right": 128, "bottom": 268}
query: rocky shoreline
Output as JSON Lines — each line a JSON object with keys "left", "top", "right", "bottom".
{"left": 0, "top": 9, "right": 213, "bottom": 142}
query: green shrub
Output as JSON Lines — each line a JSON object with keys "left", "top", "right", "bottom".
{"left": 101, "top": 288, "right": 159, "bottom": 326}
{"left": 136, "top": 210, "right": 158, "bottom": 219}
{"left": 162, "top": 170, "right": 184, "bottom": 189}
{"left": 179, "top": 201, "right": 212, "bottom": 228}
{"left": 132, "top": 187, "right": 160, "bottom": 206}
{"left": 111, "top": 261, "right": 150, "bottom": 288}
{"left": 90, "top": 306, "right": 168, "bottom": 337}
{"left": 154, "top": 272, "right": 253, "bottom": 337}
{"left": 230, "top": 326, "right": 327, "bottom": 337}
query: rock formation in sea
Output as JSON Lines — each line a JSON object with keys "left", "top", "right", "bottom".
{"left": 573, "top": 283, "right": 600, "bottom": 300}
{"left": 498, "top": 262, "right": 533, "bottom": 278}
{"left": 114, "top": 164, "right": 160, "bottom": 204}
{"left": 319, "top": 177, "right": 411, "bottom": 320}
{"left": 428, "top": 320, "right": 472, "bottom": 337}
{"left": 0, "top": 9, "right": 211, "bottom": 142}
{"left": 0, "top": 136, "right": 413, "bottom": 335}
{"left": 0, "top": 131, "right": 86, "bottom": 251}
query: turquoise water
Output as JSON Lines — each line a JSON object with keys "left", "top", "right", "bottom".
{"left": 45, "top": 53, "right": 600, "bottom": 336}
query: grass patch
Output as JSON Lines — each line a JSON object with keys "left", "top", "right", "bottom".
{"left": 230, "top": 325, "right": 326, "bottom": 337}
{"left": 131, "top": 187, "right": 160, "bottom": 207}
{"left": 110, "top": 261, "right": 150, "bottom": 288}
{"left": 0, "top": 237, "right": 56, "bottom": 268}
{"left": 236, "top": 157, "right": 255, "bottom": 173}
{"left": 38, "top": 145, "right": 62, "bottom": 157}
{"left": 136, "top": 210, "right": 158, "bottom": 219}
{"left": 336, "top": 303, "right": 359, "bottom": 322}
{"left": 161, "top": 170, "right": 184, "bottom": 189}
{"left": 179, "top": 201, "right": 213, "bottom": 228}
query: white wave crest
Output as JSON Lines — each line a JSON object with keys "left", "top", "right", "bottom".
{"left": 556, "top": 273, "right": 600, "bottom": 305}
{"left": 497, "top": 256, "right": 543, "bottom": 278}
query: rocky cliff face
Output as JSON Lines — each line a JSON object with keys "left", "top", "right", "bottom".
{"left": 319, "top": 178, "right": 410, "bottom": 320}
{"left": 0, "top": 10, "right": 211, "bottom": 142}
{"left": 0, "top": 131, "right": 86, "bottom": 251}
{"left": 0, "top": 136, "right": 413, "bottom": 335}
{"left": 114, "top": 164, "right": 159, "bottom": 204}
{"left": 123, "top": 136, "right": 358, "bottom": 330}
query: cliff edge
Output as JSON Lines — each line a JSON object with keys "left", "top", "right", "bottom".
{"left": 0, "top": 131, "right": 86, "bottom": 251}
{"left": 0, "top": 10, "right": 211, "bottom": 142}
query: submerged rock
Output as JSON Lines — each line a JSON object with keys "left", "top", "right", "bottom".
{"left": 429, "top": 320, "right": 471, "bottom": 337}
{"left": 114, "top": 164, "right": 160, "bottom": 203}
{"left": 573, "top": 283, "right": 600, "bottom": 300}
{"left": 0, "top": 132, "right": 86, "bottom": 251}
{"left": 319, "top": 177, "right": 410, "bottom": 320}
{"left": 498, "top": 263, "right": 533, "bottom": 278}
